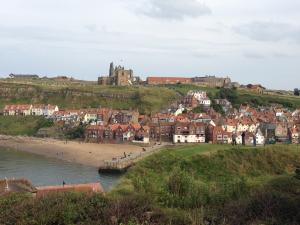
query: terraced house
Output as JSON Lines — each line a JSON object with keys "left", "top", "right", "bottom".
{"left": 173, "top": 122, "right": 206, "bottom": 143}
{"left": 85, "top": 123, "right": 150, "bottom": 144}
{"left": 3, "top": 104, "right": 58, "bottom": 116}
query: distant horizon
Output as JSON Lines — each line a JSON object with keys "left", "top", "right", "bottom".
{"left": 1, "top": 0, "right": 300, "bottom": 91}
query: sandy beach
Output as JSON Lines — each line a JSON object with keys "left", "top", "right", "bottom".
{"left": 0, "top": 135, "right": 159, "bottom": 167}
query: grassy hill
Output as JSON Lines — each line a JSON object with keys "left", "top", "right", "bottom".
{"left": 112, "top": 144, "right": 300, "bottom": 225}
{"left": 0, "top": 116, "right": 53, "bottom": 136}
{"left": 1, "top": 78, "right": 300, "bottom": 115}
{"left": 1, "top": 145, "right": 300, "bottom": 225}
{"left": 236, "top": 89, "right": 300, "bottom": 109}
{"left": 0, "top": 79, "right": 179, "bottom": 114}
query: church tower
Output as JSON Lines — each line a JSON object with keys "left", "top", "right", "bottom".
{"left": 109, "top": 62, "right": 114, "bottom": 77}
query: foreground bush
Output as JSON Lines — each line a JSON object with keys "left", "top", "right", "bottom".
{"left": 0, "top": 192, "right": 191, "bottom": 225}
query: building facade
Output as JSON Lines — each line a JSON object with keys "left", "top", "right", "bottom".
{"left": 192, "top": 76, "right": 231, "bottom": 88}
{"left": 98, "top": 62, "right": 139, "bottom": 86}
{"left": 147, "top": 77, "right": 192, "bottom": 85}
{"left": 173, "top": 122, "right": 206, "bottom": 143}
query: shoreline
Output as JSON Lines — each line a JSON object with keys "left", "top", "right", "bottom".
{"left": 0, "top": 135, "right": 163, "bottom": 168}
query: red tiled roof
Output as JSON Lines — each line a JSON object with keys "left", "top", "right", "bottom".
{"left": 142, "top": 126, "right": 150, "bottom": 131}
{"left": 109, "top": 124, "right": 121, "bottom": 131}
{"left": 4, "top": 104, "right": 32, "bottom": 110}
{"left": 86, "top": 125, "right": 104, "bottom": 130}
{"left": 147, "top": 77, "right": 192, "bottom": 83}
{"left": 47, "top": 104, "right": 58, "bottom": 110}
{"left": 36, "top": 183, "right": 104, "bottom": 197}
{"left": 32, "top": 104, "right": 45, "bottom": 109}
{"left": 131, "top": 123, "right": 141, "bottom": 130}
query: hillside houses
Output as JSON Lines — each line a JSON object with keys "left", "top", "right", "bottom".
{"left": 3, "top": 104, "right": 58, "bottom": 116}
{"left": 2, "top": 92, "right": 300, "bottom": 145}
{"left": 85, "top": 124, "right": 150, "bottom": 144}
{"left": 173, "top": 122, "right": 206, "bottom": 143}
{"left": 215, "top": 99, "right": 232, "bottom": 112}
{"left": 181, "top": 90, "right": 211, "bottom": 109}
{"left": 51, "top": 108, "right": 140, "bottom": 126}
{"left": 289, "top": 127, "right": 300, "bottom": 144}
{"left": 212, "top": 126, "right": 231, "bottom": 144}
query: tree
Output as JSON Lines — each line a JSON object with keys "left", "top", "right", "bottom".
{"left": 217, "top": 88, "right": 238, "bottom": 105}
{"left": 295, "top": 168, "right": 300, "bottom": 180}
{"left": 212, "top": 100, "right": 225, "bottom": 115}
{"left": 66, "top": 124, "right": 86, "bottom": 139}
{"left": 294, "top": 88, "right": 300, "bottom": 96}
{"left": 192, "top": 105, "right": 204, "bottom": 113}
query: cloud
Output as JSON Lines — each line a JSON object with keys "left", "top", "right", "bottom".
{"left": 234, "top": 21, "right": 300, "bottom": 42}
{"left": 84, "top": 24, "right": 98, "bottom": 32}
{"left": 137, "top": 0, "right": 211, "bottom": 20}
{"left": 192, "top": 51, "right": 215, "bottom": 58}
{"left": 272, "top": 52, "right": 291, "bottom": 58}
{"left": 243, "top": 52, "right": 265, "bottom": 59}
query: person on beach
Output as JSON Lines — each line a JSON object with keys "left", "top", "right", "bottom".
{"left": 253, "top": 132, "right": 257, "bottom": 147}
{"left": 242, "top": 132, "right": 246, "bottom": 146}
{"left": 232, "top": 132, "right": 237, "bottom": 146}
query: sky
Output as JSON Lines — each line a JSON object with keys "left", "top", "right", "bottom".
{"left": 0, "top": 0, "right": 300, "bottom": 90}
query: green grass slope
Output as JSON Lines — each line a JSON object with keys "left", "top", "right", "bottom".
{"left": 1, "top": 145, "right": 300, "bottom": 225}
{"left": 113, "top": 144, "right": 300, "bottom": 225}
{"left": 0, "top": 116, "right": 53, "bottom": 136}
{"left": 236, "top": 89, "right": 300, "bottom": 109}
{"left": 1, "top": 79, "right": 300, "bottom": 114}
{"left": 0, "top": 80, "right": 178, "bottom": 114}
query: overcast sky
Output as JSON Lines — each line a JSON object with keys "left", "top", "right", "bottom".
{"left": 0, "top": 0, "right": 300, "bottom": 90}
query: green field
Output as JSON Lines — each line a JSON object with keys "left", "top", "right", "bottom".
{"left": 0, "top": 116, "right": 53, "bottom": 136}
{"left": 1, "top": 144, "right": 300, "bottom": 225}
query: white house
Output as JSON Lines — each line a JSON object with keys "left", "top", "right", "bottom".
{"left": 252, "top": 129, "right": 265, "bottom": 145}
{"left": 249, "top": 123, "right": 259, "bottom": 133}
{"left": 4, "top": 104, "right": 33, "bottom": 116}
{"left": 173, "top": 134, "right": 205, "bottom": 143}
{"left": 222, "top": 120, "right": 237, "bottom": 133}
{"left": 174, "top": 104, "right": 185, "bottom": 116}
{"left": 31, "top": 105, "right": 45, "bottom": 116}
{"left": 199, "top": 98, "right": 211, "bottom": 107}
{"left": 45, "top": 105, "right": 59, "bottom": 116}
{"left": 187, "top": 90, "right": 207, "bottom": 101}
{"left": 123, "top": 130, "right": 135, "bottom": 141}
{"left": 237, "top": 122, "right": 250, "bottom": 132}
{"left": 83, "top": 113, "right": 98, "bottom": 123}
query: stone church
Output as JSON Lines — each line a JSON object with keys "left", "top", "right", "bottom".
{"left": 98, "top": 62, "right": 140, "bottom": 86}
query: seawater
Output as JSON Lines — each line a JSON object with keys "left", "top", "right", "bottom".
{"left": 0, "top": 148, "right": 121, "bottom": 191}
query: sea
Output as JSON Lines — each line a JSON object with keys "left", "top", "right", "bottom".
{"left": 0, "top": 148, "right": 121, "bottom": 191}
